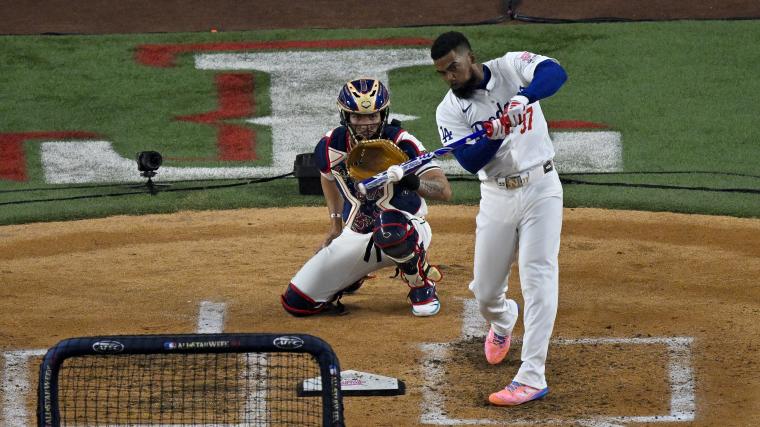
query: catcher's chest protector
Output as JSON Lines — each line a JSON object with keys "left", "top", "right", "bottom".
{"left": 325, "top": 126, "right": 423, "bottom": 233}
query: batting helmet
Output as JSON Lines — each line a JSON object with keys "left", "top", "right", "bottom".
{"left": 337, "top": 78, "right": 390, "bottom": 141}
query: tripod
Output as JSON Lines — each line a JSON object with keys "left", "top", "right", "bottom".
{"left": 133, "top": 170, "right": 171, "bottom": 195}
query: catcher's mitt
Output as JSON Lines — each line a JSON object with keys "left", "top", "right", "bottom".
{"left": 346, "top": 139, "right": 409, "bottom": 181}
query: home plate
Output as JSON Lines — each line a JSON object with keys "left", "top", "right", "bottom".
{"left": 298, "top": 369, "right": 406, "bottom": 396}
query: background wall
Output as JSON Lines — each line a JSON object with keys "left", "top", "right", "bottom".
{"left": 3, "top": 0, "right": 759, "bottom": 36}
{"left": 0, "top": 0, "right": 507, "bottom": 35}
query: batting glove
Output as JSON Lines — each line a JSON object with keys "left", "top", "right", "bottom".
{"left": 505, "top": 95, "right": 529, "bottom": 127}
{"left": 482, "top": 115, "right": 511, "bottom": 140}
{"left": 386, "top": 164, "right": 405, "bottom": 183}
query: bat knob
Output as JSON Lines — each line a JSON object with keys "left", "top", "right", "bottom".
{"left": 357, "top": 183, "right": 367, "bottom": 195}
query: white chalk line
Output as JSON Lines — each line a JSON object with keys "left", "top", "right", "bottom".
{"left": 197, "top": 300, "right": 227, "bottom": 334}
{"left": 1, "top": 349, "right": 47, "bottom": 426}
{"left": 196, "top": 301, "right": 268, "bottom": 425}
{"left": 420, "top": 299, "right": 696, "bottom": 425}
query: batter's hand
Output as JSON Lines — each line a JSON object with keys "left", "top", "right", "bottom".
{"left": 483, "top": 115, "right": 511, "bottom": 140}
{"left": 505, "top": 95, "right": 529, "bottom": 127}
{"left": 385, "top": 164, "right": 405, "bottom": 183}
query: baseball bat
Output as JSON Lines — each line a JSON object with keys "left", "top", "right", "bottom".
{"left": 357, "top": 128, "right": 487, "bottom": 194}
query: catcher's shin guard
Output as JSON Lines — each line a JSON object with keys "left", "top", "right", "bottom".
{"left": 373, "top": 209, "right": 442, "bottom": 287}
{"left": 281, "top": 283, "right": 329, "bottom": 317}
{"left": 373, "top": 209, "right": 419, "bottom": 259}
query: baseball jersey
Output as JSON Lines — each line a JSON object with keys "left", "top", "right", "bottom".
{"left": 313, "top": 125, "right": 440, "bottom": 234}
{"left": 436, "top": 51, "right": 558, "bottom": 179}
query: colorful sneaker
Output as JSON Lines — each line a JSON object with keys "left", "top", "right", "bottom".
{"left": 484, "top": 327, "right": 511, "bottom": 365}
{"left": 488, "top": 381, "right": 549, "bottom": 406}
{"left": 408, "top": 283, "right": 440, "bottom": 317}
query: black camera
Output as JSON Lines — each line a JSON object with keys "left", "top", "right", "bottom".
{"left": 136, "top": 151, "right": 163, "bottom": 177}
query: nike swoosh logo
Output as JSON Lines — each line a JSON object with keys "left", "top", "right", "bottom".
{"left": 461, "top": 104, "right": 472, "bottom": 113}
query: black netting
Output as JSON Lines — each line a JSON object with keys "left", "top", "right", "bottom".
{"left": 56, "top": 352, "right": 322, "bottom": 426}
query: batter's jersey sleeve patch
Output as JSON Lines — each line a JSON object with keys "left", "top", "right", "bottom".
{"left": 502, "top": 51, "right": 558, "bottom": 85}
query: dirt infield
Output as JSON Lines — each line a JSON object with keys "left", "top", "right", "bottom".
{"left": 1, "top": 206, "right": 759, "bottom": 425}
{"left": 3, "top": 1, "right": 759, "bottom": 425}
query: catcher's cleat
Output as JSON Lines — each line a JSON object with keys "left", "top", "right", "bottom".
{"left": 408, "top": 283, "right": 440, "bottom": 317}
{"left": 488, "top": 381, "right": 549, "bottom": 406}
{"left": 485, "top": 327, "right": 511, "bottom": 365}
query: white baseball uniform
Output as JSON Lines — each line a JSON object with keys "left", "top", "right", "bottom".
{"left": 436, "top": 51, "right": 564, "bottom": 389}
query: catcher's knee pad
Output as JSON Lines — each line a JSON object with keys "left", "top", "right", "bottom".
{"left": 373, "top": 209, "right": 441, "bottom": 287}
{"left": 281, "top": 283, "right": 328, "bottom": 317}
{"left": 373, "top": 209, "right": 419, "bottom": 262}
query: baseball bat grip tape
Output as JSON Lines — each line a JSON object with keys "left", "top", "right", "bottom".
{"left": 358, "top": 128, "right": 486, "bottom": 193}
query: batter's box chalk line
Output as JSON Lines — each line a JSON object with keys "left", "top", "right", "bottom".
{"left": 418, "top": 298, "right": 695, "bottom": 426}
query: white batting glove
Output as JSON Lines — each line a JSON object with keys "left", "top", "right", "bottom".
{"left": 386, "top": 164, "right": 405, "bottom": 183}
{"left": 505, "top": 95, "right": 529, "bottom": 127}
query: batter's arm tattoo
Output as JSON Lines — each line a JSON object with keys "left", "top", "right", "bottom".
{"left": 417, "top": 169, "right": 452, "bottom": 201}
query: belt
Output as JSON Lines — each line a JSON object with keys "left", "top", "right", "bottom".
{"left": 488, "top": 160, "right": 554, "bottom": 190}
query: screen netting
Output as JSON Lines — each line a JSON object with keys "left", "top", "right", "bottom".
{"left": 55, "top": 352, "right": 322, "bottom": 426}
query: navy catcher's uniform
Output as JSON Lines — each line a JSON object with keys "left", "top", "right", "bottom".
{"left": 282, "top": 78, "right": 447, "bottom": 317}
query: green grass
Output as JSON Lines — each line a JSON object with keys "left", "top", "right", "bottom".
{"left": 1, "top": 21, "right": 759, "bottom": 225}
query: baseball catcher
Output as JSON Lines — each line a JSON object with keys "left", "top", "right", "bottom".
{"left": 281, "top": 78, "right": 452, "bottom": 317}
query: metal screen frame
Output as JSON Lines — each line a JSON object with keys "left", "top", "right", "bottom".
{"left": 37, "top": 333, "right": 344, "bottom": 427}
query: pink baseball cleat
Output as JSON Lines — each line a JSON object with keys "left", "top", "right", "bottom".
{"left": 488, "top": 381, "right": 549, "bottom": 406}
{"left": 484, "top": 327, "right": 511, "bottom": 364}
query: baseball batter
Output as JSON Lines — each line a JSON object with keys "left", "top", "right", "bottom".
{"left": 431, "top": 32, "right": 568, "bottom": 405}
{"left": 281, "top": 78, "right": 452, "bottom": 317}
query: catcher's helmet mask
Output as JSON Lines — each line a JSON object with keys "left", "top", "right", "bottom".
{"left": 337, "top": 78, "right": 390, "bottom": 144}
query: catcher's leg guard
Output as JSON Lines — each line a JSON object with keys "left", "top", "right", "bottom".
{"left": 373, "top": 210, "right": 441, "bottom": 316}
{"left": 373, "top": 209, "right": 419, "bottom": 261}
{"left": 281, "top": 283, "right": 329, "bottom": 317}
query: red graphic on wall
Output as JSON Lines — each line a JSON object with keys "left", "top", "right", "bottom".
{"left": 0, "top": 131, "right": 98, "bottom": 181}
